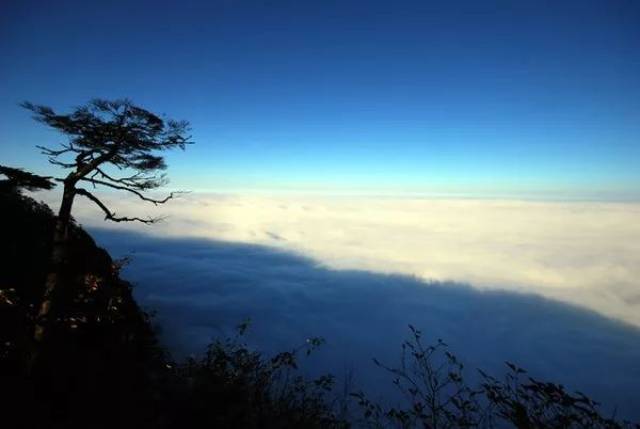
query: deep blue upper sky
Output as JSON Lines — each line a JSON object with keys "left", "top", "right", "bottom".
{"left": 1, "top": 0, "right": 639, "bottom": 198}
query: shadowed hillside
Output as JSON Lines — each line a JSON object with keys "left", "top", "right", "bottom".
{"left": 1, "top": 176, "right": 168, "bottom": 427}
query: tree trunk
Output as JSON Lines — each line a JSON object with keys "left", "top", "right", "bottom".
{"left": 34, "top": 182, "right": 75, "bottom": 343}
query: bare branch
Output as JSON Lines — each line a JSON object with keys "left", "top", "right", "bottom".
{"left": 78, "top": 177, "right": 185, "bottom": 205}
{"left": 36, "top": 144, "right": 101, "bottom": 169}
{"left": 47, "top": 158, "right": 76, "bottom": 168}
{"left": 95, "top": 167, "right": 161, "bottom": 188}
{"left": 36, "top": 145, "right": 75, "bottom": 157}
{"left": 75, "top": 188, "right": 162, "bottom": 224}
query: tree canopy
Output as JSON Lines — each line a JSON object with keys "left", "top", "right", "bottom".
{"left": 22, "top": 98, "right": 192, "bottom": 223}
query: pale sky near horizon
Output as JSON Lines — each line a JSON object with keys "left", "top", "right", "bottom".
{"left": 1, "top": 0, "right": 639, "bottom": 200}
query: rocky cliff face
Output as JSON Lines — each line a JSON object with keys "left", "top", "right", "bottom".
{"left": 0, "top": 187, "right": 166, "bottom": 428}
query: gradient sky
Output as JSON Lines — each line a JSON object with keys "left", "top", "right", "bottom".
{"left": 1, "top": 0, "right": 639, "bottom": 198}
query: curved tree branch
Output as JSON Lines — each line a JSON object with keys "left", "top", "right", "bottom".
{"left": 47, "top": 158, "right": 77, "bottom": 168}
{"left": 36, "top": 145, "right": 76, "bottom": 156}
{"left": 95, "top": 167, "right": 162, "bottom": 188}
{"left": 75, "top": 188, "right": 163, "bottom": 224}
{"left": 78, "top": 177, "right": 185, "bottom": 204}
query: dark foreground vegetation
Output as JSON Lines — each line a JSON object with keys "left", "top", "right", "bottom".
{"left": 1, "top": 174, "right": 638, "bottom": 428}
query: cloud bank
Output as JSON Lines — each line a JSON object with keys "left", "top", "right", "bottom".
{"left": 54, "top": 192, "right": 640, "bottom": 327}
{"left": 33, "top": 191, "right": 640, "bottom": 417}
{"left": 91, "top": 229, "right": 640, "bottom": 420}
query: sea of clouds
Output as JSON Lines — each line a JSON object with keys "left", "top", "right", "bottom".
{"left": 38, "top": 191, "right": 640, "bottom": 418}
{"left": 63, "top": 192, "right": 640, "bottom": 326}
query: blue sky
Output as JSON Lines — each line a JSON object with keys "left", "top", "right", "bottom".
{"left": 1, "top": 0, "right": 639, "bottom": 198}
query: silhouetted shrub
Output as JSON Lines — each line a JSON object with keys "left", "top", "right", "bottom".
{"left": 162, "top": 321, "right": 348, "bottom": 428}
{"left": 352, "top": 325, "right": 639, "bottom": 429}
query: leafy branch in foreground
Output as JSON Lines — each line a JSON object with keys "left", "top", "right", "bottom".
{"left": 165, "top": 320, "right": 348, "bottom": 428}
{"left": 352, "top": 325, "right": 639, "bottom": 429}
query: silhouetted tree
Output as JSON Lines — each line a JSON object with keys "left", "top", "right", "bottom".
{"left": 22, "top": 99, "right": 192, "bottom": 342}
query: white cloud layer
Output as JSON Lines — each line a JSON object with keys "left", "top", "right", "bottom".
{"left": 88, "top": 228, "right": 640, "bottom": 420}
{"left": 50, "top": 191, "right": 640, "bottom": 327}
{"left": 34, "top": 190, "right": 640, "bottom": 418}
